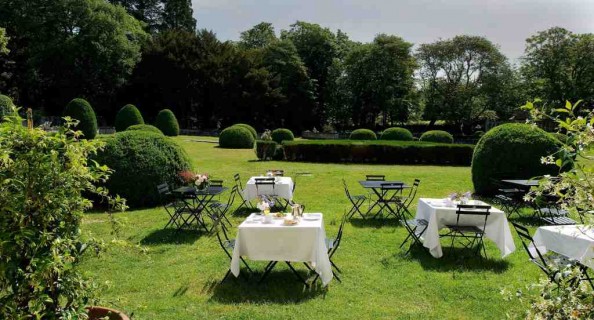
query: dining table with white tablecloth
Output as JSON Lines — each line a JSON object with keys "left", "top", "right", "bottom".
{"left": 415, "top": 198, "right": 516, "bottom": 258}
{"left": 243, "top": 176, "right": 294, "bottom": 201}
{"left": 230, "top": 213, "right": 333, "bottom": 286}
{"left": 531, "top": 225, "right": 594, "bottom": 269}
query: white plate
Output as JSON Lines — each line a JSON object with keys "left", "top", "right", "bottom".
{"left": 302, "top": 213, "right": 321, "bottom": 220}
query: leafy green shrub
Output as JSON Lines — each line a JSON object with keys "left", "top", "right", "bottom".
{"left": 0, "top": 111, "right": 125, "bottom": 319}
{"left": 115, "top": 104, "right": 144, "bottom": 132}
{"left": 232, "top": 123, "right": 257, "bottom": 139}
{"left": 126, "top": 124, "right": 163, "bottom": 135}
{"left": 350, "top": 128, "right": 377, "bottom": 140}
{"left": 380, "top": 127, "right": 413, "bottom": 141}
{"left": 551, "top": 132, "right": 569, "bottom": 144}
{"left": 271, "top": 128, "right": 294, "bottom": 143}
{"left": 155, "top": 109, "right": 180, "bottom": 136}
{"left": 471, "top": 123, "right": 562, "bottom": 195}
{"left": 255, "top": 140, "right": 278, "bottom": 160}
{"left": 96, "top": 131, "right": 192, "bottom": 207}
{"left": 283, "top": 140, "right": 473, "bottom": 165}
{"left": 0, "top": 94, "right": 14, "bottom": 118}
{"left": 419, "top": 130, "right": 454, "bottom": 143}
{"left": 63, "top": 98, "right": 98, "bottom": 139}
{"left": 219, "top": 126, "right": 255, "bottom": 149}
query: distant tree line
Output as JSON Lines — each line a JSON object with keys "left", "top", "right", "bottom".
{"left": 0, "top": 0, "right": 593, "bottom": 133}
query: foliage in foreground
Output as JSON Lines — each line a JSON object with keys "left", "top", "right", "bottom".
{"left": 0, "top": 108, "right": 125, "bottom": 319}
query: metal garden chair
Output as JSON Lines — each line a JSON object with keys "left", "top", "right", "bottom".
{"left": 307, "top": 212, "right": 348, "bottom": 283}
{"left": 441, "top": 204, "right": 491, "bottom": 258}
{"left": 342, "top": 179, "right": 367, "bottom": 220}
{"left": 211, "top": 213, "right": 252, "bottom": 283}
{"left": 399, "top": 217, "right": 428, "bottom": 255}
{"left": 535, "top": 195, "right": 576, "bottom": 225}
{"left": 373, "top": 182, "right": 405, "bottom": 219}
{"left": 234, "top": 173, "right": 253, "bottom": 212}
{"left": 209, "top": 185, "right": 238, "bottom": 230}
{"left": 390, "top": 179, "right": 420, "bottom": 220}
{"left": 157, "top": 183, "right": 191, "bottom": 230}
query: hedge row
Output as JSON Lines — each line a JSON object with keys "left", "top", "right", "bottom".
{"left": 255, "top": 140, "right": 284, "bottom": 160}
{"left": 282, "top": 140, "right": 473, "bottom": 165}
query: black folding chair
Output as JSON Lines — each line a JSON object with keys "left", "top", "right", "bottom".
{"left": 391, "top": 179, "right": 420, "bottom": 220}
{"left": 399, "top": 217, "right": 428, "bottom": 255}
{"left": 210, "top": 179, "right": 224, "bottom": 187}
{"left": 342, "top": 179, "right": 367, "bottom": 220}
{"left": 309, "top": 212, "right": 348, "bottom": 283}
{"left": 212, "top": 213, "right": 252, "bottom": 283}
{"left": 373, "top": 182, "right": 405, "bottom": 219}
{"left": 535, "top": 196, "right": 576, "bottom": 225}
{"left": 209, "top": 185, "right": 238, "bottom": 230}
{"left": 441, "top": 204, "right": 491, "bottom": 258}
{"left": 512, "top": 222, "right": 593, "bottom": 289}
{"left": 495, "top": 194, "right": 523, "bottom": 219}
{"left": 157, "top": 183, "right": 192, "bottom": 230}
{"left": 234, "top": 173, "right": 253, "bottom": 212}
{"left": 255, "top": 177, "right": 276, "bottom": 196}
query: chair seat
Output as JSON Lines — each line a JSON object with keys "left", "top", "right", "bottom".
{"left": 540, "top": 208, "right": 569, "bottom": 216}
{"left": 445, "top": 225, "right": 484, "bottom": 234}
{"left": 540, "top": 216, "right": 576, "bottom": 225}
{"left": 407, "top": 218, "right": 428, "bottom": 227}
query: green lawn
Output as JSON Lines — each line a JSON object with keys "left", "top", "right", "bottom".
{"left": 80, "top": 136, "right": 541, "bottom": 319}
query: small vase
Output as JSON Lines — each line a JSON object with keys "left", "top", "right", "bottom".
{"left": 196, "top": 182, "right": 209, "bottom": 191}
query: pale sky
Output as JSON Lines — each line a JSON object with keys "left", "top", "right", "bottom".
{"left": 191, "top": 0, "right": 594, "bottom": 62}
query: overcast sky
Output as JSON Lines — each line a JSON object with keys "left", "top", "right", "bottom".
{"left": 192, "top": 0, "right": 594, "bottom": 62}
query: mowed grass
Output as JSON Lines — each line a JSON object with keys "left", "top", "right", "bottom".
{"left": 80, "top": 136, "right": 541, "bottom": 319}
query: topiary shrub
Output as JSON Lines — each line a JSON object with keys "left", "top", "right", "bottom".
{"left": 271, "top": 128, "right": 295, "bottom": 144}
{"left": 126, "top": 124, "right": 163, "bottom": 135}
{"left": 471, "top": 123, "right": 562, "bottom": 195}
{"left": 255, "top": 140, "right": 278, "bottom": 160}
{"left": 95, "top": 131, "right": 191, "bottom": 208}
{"left": 232, "top": 123, "right": 257, "bottom": 139}
{"left": 0, "top": 94, "right": 14, "bottom": 119}
{"left": 349, "top": 128, "right": 377, "bottom": 140}
{"left": 419, "top": 130, "right": 454, "bottom": 143}
{"left": 63, "top": 98, "right": 98, "bottom": 139}
{"left": 219, "top": 126, "right": 255, "bottom": 148}
{"left": 155, "top": 109, "right": 180, "bottom": 136}
{"left": 380, "top": 127, "right": 413, "bottom": 141}
{"left": 115, "top": 104, "right": 144, "bottom": 132}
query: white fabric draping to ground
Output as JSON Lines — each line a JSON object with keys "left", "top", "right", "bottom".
{"left": 531, "top": 225, "right": 594, "bottom": 269}
{"left": 243, "top": 176, "right": 294, "bottom": 201}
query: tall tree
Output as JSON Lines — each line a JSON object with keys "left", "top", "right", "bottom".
{"left": 521, "top": 27, "right": 594, "bottom": 108}
{"left": 238, "top": 22, "right": 277, "bottom": 49}
{"left": 108, "top": 0, "right": 163, "bottom": 33}
{"left": 161, "top": 0, "right": 196, "bottom": 32}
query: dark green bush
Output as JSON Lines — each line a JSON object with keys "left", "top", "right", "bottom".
{"left": 115, "top": 104, "right": 144, "bottom": 132}
{"left": 232, "top": 123, "right": 257, "bottom": 139}
{"left": 63, "top": 98, "right": 98, "bottom": 139}
{"left": 273, "top": 144, "right": 285, "bottom": 160}
{"left": 0, "top": 94, "right": 14, "bottom": 118}
{"left": 283, "top": 140, "right": 473, "bottom": 165}
{"left": 155, "top": 109, "right": 180, "bottom": 136}
{"left": 380, "top": 127, "right": 413, "bottom": 141}
{"left": 255, "top": 140, "right": 278, "bottom": 160}
{"left": 471, "top": 123, "right": 562, "bottom": 195}
{"left": 271, "top": 128, "right": 294, "bottom": 143}
{"left": 95, "top": 131, "right": 191, "bottom": 208}
{"left": 219, "top": 126, "right": 255, "bottom": 148}
{"left": 350, "top": 129, "right": 377, "bottom": 140}
{"left": 126, "top": 124, "right": 163, "bottom": 135}
{"left": 551, "top": 132, "right": 569, "bottom": 144}
{"left": 420, "top": 130, "right": 454, "bottom": 143}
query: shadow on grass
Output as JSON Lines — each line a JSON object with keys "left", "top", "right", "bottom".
{"left": 232, "top": 207, "right": 258, "bottom": 217}
{"left": 139, "top": 228, "right": 203, "bottom": 245}
{"left": 349, "top": 217, "right": 402, "bottom": 228}
{"left": 400, "top": 245, "right": 510, "bottom": 274}
{"left": 205, "top": 269, "right": 327, "bottom": 304}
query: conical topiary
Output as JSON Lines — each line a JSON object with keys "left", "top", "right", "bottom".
{"left": 115, "top": 104, "right": 144, "bottom": 132}
{"left": 155, "top": 109, "right": 180, "bottom": 136}
{"left": 63, "top": 98, "right": 98, "bottom": 139}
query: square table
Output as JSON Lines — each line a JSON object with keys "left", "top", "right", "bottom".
{"left": 415, "top": 198, "right": 516, "bottom": 258}
{"left": 531, "top": 225, "right": 594, "bottom": 269}
{"left": 172, "top": 186, "right": 228, "bottom": 231}
{"left": 501, "top": 179, "right": 540, "bottom": 189}
{"left": 230, "top": 213, "right": 333, "bottom": 286}
{"left": 358, "top": 180, "right": 410, "bottom": 218}
{"left": 243, "top": 176, "right": 294, "bottom": 201}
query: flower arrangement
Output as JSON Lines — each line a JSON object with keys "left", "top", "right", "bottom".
{"left": 257, "top": 195, "right": 275, "bottom": 214}
{"left": 179, "top": 170, "right": 210, "bottom": 190}
{"left": 448, "top": 191, "right": 473, "bottom": 203}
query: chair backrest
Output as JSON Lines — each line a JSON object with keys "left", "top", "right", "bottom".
{"left": 234, "top": 173, "right": 242, "bottom": 187}
{"left": 157, "top": 183, "right": 170, "bottom": 195}
{"left": 333, "top": 212, "right": 348, "bottom": 250}
{"left": 380, "top": 182, "right": 404, "bottom": 191}
{"left": 342, "top": 179, "right": 353, "bottom": 200}
{"left": 454, "top": 204, "right": 491, "bottom": 229}
{"left": 404, "top": 179, "right": 421, "bottom": 206}
{"left": 210, "top": 179, "right": 223, "bottom": 188}
{"left": 366, "top": 175, "right": 385, "bottom": 181}
{"left": 225, "top": 185, "right": 239, "bottom": 208}
{"left": 511, "top": 222, "right": 549, "bottom": 270}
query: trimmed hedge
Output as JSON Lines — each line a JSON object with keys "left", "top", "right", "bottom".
{"left": 0, "top": 94, "right": 14, "bottom": 118}
{"left": 255, "top": 140, "right": 278, "bottom": 160}
{"left": 232, "top": 123, "right": 257, "bottom": 139}
{"left": 95, "top": 131, "right": 191, "bottom": 208}
{"left": 471, "top": 123, "right": 562, "bottom": 195}
{"left": 115, "top": 104, "right": 144, "bottom": 132}
{"left": 155, "top": 109, "right": 180, "bottom": 136}
{"left": 350, "top": 129, "right": 377, "bottom": 140}
{"left": 63, "top": 98, "right": 98, "bottom": 139}
{"left": 219, "top": 126, "right": 255, "bottom": 148}
{"left": 271, "top": 128, "right": 294, "bottom": 144}
{"left": 380, "top": 127, "right": 413, "bottom": 141}
{"left": 420, "top": 130, "right": 454, "bottom": 143}
{"left": 283, "top": 140, "right": 473, "bottom": 165}
{"left": 126, "top": 124, "right": 163, "bottom": 135}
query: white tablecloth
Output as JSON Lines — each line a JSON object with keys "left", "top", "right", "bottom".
{"left": 531, "top": 225, "right": 594, "bottom": 269}
{"left": 243, "top": 176, "right": 294, "bottom": 201}
{"left": 415, "top": 198, "right": 516, "bottom": 258}
{"left": 230, "top": 213, "right": 333, "bottom": 285}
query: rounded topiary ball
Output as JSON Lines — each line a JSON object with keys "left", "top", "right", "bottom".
{"left": 380, "top": 127, "right": 413, "bottom": 141}
{"left": 126, "top": 124, "right": 163, "bottom": 135}
{"left": 0, "top": 94, "right": 14, "bottom": 118}
{"left": 232, "top": 123, "right": 257, "bottom": 139}
{"left": 350, "top": 129, "right": 377, "bottom": 140}
{"left": 63, "top": 98, "right": 98, "bottom": 139}
{"left": 95, "top": 131, "right": 191, "bottom": 208}
{"left": 219, "top": 126, "right": 255, "bottom": 148}
{"left": 419, "top": 130, "right": 454, "bottom": 143}
{"left": 271, "top": 128, "right": 294, "bottom": 144}
{"left": 155, "top": 109, "right": 180, "bottom": 136}
{"left": 115, "top": 104, "right": 144, "bottom": 132}
{"left": 471, "top": 123, "right": 562, "bottom": 195}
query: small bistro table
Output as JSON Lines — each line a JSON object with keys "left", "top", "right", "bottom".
{"left": 230, "top": 213, "right": 333, "bottom": 286}
{"left": 243, "top": 176, "right": 294, "bottom": 201}
{"left": 531, "top": 225, "right": 594, "bottom": 269}
{"left": 501, "top": 179, "right": 540, "bottom": 190}
{"left": 415, "top": 198, "right": 516, "bottom": 258}
{"left": 172, "top": 186, "right": 228, "bottom": 231}
{"left": 358, "top": 180, "right": 410, "bottom": 218}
